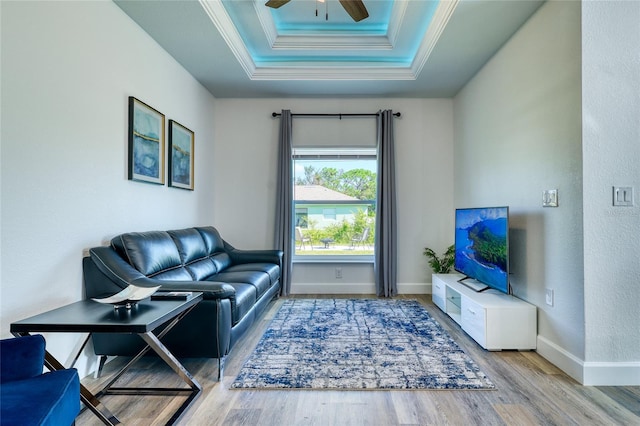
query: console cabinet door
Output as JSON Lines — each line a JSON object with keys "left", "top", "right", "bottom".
{"left": 461, "top": 296, "right": 487, "bottom": 348}
{"left": 432, "top": 275, "right": 446, "bottom": 311}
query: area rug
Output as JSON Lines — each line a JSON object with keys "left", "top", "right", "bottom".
{"left": 231, "top": 299, "right": 495, "bottom": 390}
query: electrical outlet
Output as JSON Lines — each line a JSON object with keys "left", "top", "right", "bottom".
{"left": 335, "top": 268, "right": 342, "bottom": 279}
{"left": 545, "top": 288, "right": 554, "bottom": 307}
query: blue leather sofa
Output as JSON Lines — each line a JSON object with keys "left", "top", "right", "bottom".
{"left": 83, "top": 226, "right": 282, "bottom": 376}
{"left": 0, "top": 334, "right": 80, "bottom": 426}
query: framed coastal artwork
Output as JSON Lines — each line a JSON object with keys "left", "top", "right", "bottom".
{"left": 168, "top": 120, "right": 194, "bottom": 190}
{"left": 128, "top": 97, "right": 165, "bottom": 184}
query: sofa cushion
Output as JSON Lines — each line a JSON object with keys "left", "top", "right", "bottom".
{"left": 225, "top": 263, "right": 281, "bottom": 286}
{"left": 168, "top": 228, "right": 207, "bottom": 263}
{"left": 183, "top": 259, "right": 215, "bottom": 281}
{"left": 168, "top": 228, "right": 217, "bottom": 280}
{"left": 215, "top": 270, "right": 272, "bottom": 299}
{"left": 209, "top": 252, "right": 232, "bottom": 273}
{"left": 111, "top": 231, "right": 191, "bottom": 280}
{"left": 196, "top": 226, "right": 226, "bottom": 254}
{"left": 227, "top": 283, "right": 257, "bottom": 325}
{"left": 1, "top": 369, "right": 80, "bottom": 426}
{"left": 195, "top": 227, "right": 232, "bottom": 273}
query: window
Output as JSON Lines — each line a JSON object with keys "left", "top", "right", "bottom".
{"left": 293, "top": 148, "right": 376, "bottom": 261}
{"left": 295, "top": 208, "right": 308, "bottom": 227}
{"left": 322, "top": 208, "right": 336, "bottom": 220}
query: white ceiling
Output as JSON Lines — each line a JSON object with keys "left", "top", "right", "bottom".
{"left": 114, "top": 0, "right": 544, "bottom": 98}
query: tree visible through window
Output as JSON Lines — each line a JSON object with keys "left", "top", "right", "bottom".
{"left": 293, "top": 148, "right": 376, "bottom": 259}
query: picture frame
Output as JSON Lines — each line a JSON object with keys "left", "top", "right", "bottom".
{"left": 128, "top": 97, "right": 165, "bottom": 184}
{"left": 168, "top": 120, "right": 195, "bottom": 190}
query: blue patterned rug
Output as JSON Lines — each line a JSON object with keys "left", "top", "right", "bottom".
{"left": 231, "top": 299, "right": 495, "bottom": 390}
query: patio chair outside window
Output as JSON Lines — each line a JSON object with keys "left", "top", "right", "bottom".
{"left": 295, "top": 227, "right": 312, "bottom": 250}
{"left": 350, "top": 227, "right": 370, "bottom": 249}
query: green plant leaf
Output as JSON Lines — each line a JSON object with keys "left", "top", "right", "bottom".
{"left": 423, "top": 244, "right": 455, "bottom": 273}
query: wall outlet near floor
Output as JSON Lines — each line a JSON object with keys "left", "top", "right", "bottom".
{"left": 545, "top": 288, "right": 554, "bottom": 306}
{"left": 335, "top": 268, "right": 342, "bottom": 279}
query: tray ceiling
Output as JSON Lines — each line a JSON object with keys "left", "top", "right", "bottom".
{"left": 115, "top": 0, "right": 544, "bottom": 97}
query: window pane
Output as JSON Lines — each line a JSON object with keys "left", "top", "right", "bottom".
{"left": 323, "top": 208, "right": 336, "bottom": 220}
{"left": 295, "top": 208, "right": 308, "bottom": 227}
{"left": 293, "top": 148, "right": 376, "bottom": 258}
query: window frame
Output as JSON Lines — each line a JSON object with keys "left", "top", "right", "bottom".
{"left": 292, "top": 147, "right": 377, "bottom": 264}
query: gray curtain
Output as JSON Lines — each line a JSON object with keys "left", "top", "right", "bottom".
{"left": 374, "top": 110, "right": 397, "bottom": 297}
{"left": 275, "top": 110, "right": 293, "bottom": 296}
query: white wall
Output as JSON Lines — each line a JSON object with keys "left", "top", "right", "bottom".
{"left": 212, "top": 98, "right": 454, "bottom": 294}
{"left": 454, "top": 1, "right": 585, "bottom": 378}
{"left": 1, "top": 1, "right": 216, "bottom": 376}
{"left": 581, "top": 1, "right": 640, "bottom": 385}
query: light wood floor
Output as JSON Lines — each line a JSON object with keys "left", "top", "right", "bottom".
{"left": 76, "top": 295, "right": 640, "bottom": 425}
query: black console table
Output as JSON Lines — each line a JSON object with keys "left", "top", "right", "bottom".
{"left": 10, "top": 293, "right": 203, "bottom": 426}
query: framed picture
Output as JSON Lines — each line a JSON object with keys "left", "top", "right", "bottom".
{"left": 168, "top": 120, "right": 195, "bottom": 190}
{"left": 128, "top": 97, "right": 165, "bottom": 184}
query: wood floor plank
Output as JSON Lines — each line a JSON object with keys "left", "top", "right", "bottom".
{"left": 390, "top": 391, "right": 445, "bottom": 425}
{"left": 76, "top": 295, "right": 640, "bottom": 425}
{"left": 595, "top": 386, "right": 640, "bottom": 417}
{"left": 493, "top": 403, "right": 539, "bottom": 426}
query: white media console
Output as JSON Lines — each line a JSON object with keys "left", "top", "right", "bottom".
{"left": 432, "top": 274, "right": 537, "bottom": 351}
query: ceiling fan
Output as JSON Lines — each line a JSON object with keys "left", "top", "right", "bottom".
{"left": 265, "top": 0, "right": 369, "bottom": 23}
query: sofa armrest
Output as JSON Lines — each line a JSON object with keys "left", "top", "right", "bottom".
{"left": 223, "top": 241, "right": 283, "bottom": 267}
{"left": 131, "top": 278, "right": 236, "bottom": 300}
{"left": 86, "top": 247, "right": 236, "bottom": 300}
{"left": 0, "top": 335, "right": 46, "bottom": 383}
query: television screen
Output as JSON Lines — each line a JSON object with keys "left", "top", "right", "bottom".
{"left": 454, "top": 206, "right": 509, "bottom": 293}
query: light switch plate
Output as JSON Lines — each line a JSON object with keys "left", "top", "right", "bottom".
{"left": 543, "top": 189, "right": 558, "bottom": 207}
{"left": 613, "top": 186, "right": 634, "bottom": 206}
{"left": 545, "top": 288, "right": 554, "bottom": 306}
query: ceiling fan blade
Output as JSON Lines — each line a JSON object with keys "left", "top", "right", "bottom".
{"left": 338, "top": 0, "right": 369, "bottom": 22}
{"left": 265, "top": 0, "right": 291, "bottom": 9}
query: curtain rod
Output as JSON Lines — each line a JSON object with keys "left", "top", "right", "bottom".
{"left": 271, "top": 112, "right": 401, "bottom": 118}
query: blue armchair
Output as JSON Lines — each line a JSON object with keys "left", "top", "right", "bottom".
{"left": 1, "top": 334, "right": 80, "bottom": 425}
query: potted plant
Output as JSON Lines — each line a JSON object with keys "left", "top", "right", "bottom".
{"left": 423, "top": 245, "right": 455, "bottom": 273}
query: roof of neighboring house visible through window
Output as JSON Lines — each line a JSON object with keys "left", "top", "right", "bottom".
{"left": 294, "top": 185, "right": 359, "bottom": 201}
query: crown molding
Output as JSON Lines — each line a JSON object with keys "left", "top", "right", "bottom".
{"left": 200, "top": 0, "right": 459, "bottom": 81}
{"left": 385, "top": 0, "right": 408, "bottom": 46}
{"left": 255, "top": 0, "right": 279, "bottom": 47}
{"left": 410, "top": 0, "right": 459, "bottom": 77}
{"left": 254, "top": 0, "right": 408, "bottom": 51}
{"left": 199, "top": 0, "right": 257, "bottom": 76}
{"left": 251, "top": 65, "right": 417, "bottom": 81}
{"left": 271, "top": 34, "right": 393, "bottom": 50}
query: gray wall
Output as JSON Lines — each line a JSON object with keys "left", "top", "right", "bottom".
{"left": 212, "top": 98, "right": 454, "bottom": 294}
{"left": 454, "top": 0, "right": 640, "bottom": 385}
{"left": 581, "top": 0, "right": 640, "bottom": 383}
{"left": 454, "top": 0, "right": 584, "bottom": 371}
{"left": 1, "top": 1, "right": 216, "bottom": 376}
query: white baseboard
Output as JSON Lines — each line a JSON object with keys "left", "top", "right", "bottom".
{"left": 536, "top": 335, "right": 640, "bottom": 385}
{"left": 290, "top": 282, "right": 430, "bottom": 295}
{"left": 398, "top": 282, "right": 430, "bottom": 294}
{"left": 536, "top": 335, "right": 585, "bottom": 383}
{"left": 582, "top": 361, "right": 640, "bottom": 386}
{"left": 291, "top": 283, "right": 376, "bottom": 294}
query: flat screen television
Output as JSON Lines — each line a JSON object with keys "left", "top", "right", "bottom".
{"left": 454, "top": 206, "right": 510, "bottom": 294}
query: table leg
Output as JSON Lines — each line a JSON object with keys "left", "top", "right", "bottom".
{"left": 140, "top": 332, "right": 201, "bottom": 391}
{"left": 96, "top": 304, "right": 195, "bottom": 392}
{"left": 96, "top": 305, "right": 202, "bottom": 425}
